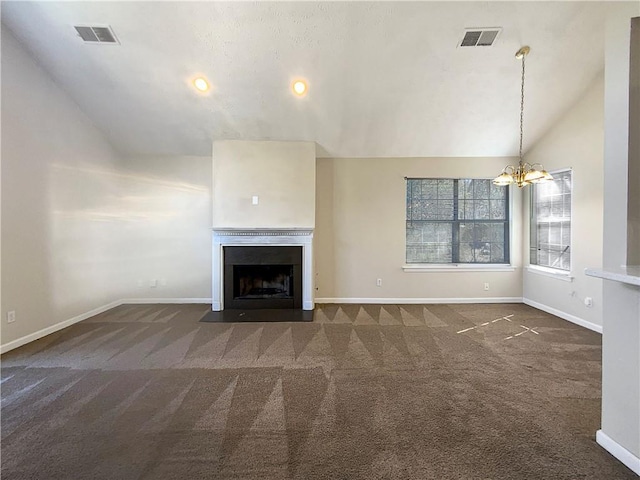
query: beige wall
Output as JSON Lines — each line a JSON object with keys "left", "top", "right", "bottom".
{"left": 523, "top": 73, "right": 605, "bottom": 328}
{"left": 315, "top": 157, "right": 523, "bottom": 301}
{"left": 212, "top": 140, "right": 316, "bottom": 229}
{"left": 1, "top": 28, "right": 126, "bottom": 346}
{"left": 117, "top": 155, "right": 212, "bottom": 300}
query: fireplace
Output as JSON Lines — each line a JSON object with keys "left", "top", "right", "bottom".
{"left": 212, "top": 229, "right": 314, "bottom": 311}
{"left": 224, "top": 246, "right": 302, "bottom": 309}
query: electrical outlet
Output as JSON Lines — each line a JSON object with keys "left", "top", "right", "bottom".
{"left": 376, "top": 278, "right": 382, "bottom": 287}
{"left": 252, "top": 195, "right": 259, "bottom": 205}
{"left": 484, "top": 283, "right": 490, "bottom": 291}
{"left": 7, "top": 311, "right": 16, "bottom": 323}
{"left": 584, "top": 297, "right": 593, "bottom": 307}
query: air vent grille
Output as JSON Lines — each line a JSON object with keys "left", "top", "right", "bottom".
{"left": 74, "top": 25, "right": 119, "bottom": 44}
{"left": 460, "top": 28, "right": 501, "bottom": 47}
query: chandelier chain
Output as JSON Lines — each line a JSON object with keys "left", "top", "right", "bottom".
{"left": 519, "top": 53, "right": 525, "bottom": 162}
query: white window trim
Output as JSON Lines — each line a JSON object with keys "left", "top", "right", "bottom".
{"left": 403, "top": 264, "right": 516, "bottom": 273}
{"left": 526, "top": 265, "right": 574, "bottom": 282}
{"left": 530, "top": 168, "right": 573, "bottom": 273}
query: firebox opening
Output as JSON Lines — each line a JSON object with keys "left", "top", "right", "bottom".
{"left": 234, "top": 265, "right": 294, "bottom": 300}
{"left": 223, "top": 245, "right": 303, "bottom": 310}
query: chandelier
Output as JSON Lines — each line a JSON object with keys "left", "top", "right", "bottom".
{"left": 493, "top": 46, "right": 553, "bottom": 188}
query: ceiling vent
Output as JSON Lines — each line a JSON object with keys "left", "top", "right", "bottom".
{"left": 74, "top": 25, "right": 119, "bottom": 44}
{"left": 459, "top": 28, "right": 502, "bottom": 47}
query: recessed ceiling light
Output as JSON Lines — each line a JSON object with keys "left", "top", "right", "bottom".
{"left": 193, "top": 77, "right": 209, "bottom": 92}
{"left": 292, "top": 80, "right": 307, "bottom": 96}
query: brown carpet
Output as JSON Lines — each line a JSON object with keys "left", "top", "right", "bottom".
{"left": 1, "top": 303, "right": 635, "bottom": 479}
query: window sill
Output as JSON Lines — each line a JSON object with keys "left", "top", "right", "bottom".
{"left": 526, "top": 265, "right": 573, "bottom": 282}
{"left": 403, "top": 264, "right": 516, "bottom": 273}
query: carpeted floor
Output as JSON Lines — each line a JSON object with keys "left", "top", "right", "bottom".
{"left": 1, "top": 303, "right": 635, "bottom": 479}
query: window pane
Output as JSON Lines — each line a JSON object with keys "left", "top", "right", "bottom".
{"left": 406, "top": 223, "right": 423, "bottom": 243}
{"left": 490, "top": 184, "right": 506, "bottom": 200}
{"left": 422, "top": 200, "right": 437, "bottom": 220}
{"left": 490, "top": 200, "right": 506, "bottom": 220}
{"left": 459, "top": 243, "right": 474, "bottom": 262}
{"left": 459, "top": 200, "right": 473, "bottom": 220}
{"left": 460, "top": 179, "right": 474, "bottom": 200}
{"left": 436, "top": 223, "right": 452, "bottom": 243}
{"left": 422, "top": 181, "right": 437, "bottom": 199}
{"left": 491, "top": 243, "right": 505, "bottom": 263}
{"left": 562, "top": 224, "right": 571, "bottom": 246}
{"left": 459, "top": 222, "right": 474, "bottom": 242}
{"left": 437, "top": 200, "right": 454, "bottom": 220}
{"left": 477, "top": 223, "right": 491, "bottom": 242}
{"left": 551, "top": 196, "right": 563, "bottom": 217}
{"left": 549, "top": 222, "right": 560, "bottom": 245}
{"left": 438, "top": 179, "right": 454, "bottom": 197}
{"left": 563, "top": 194, "right": 571, "bottom": 217}
{"left": 407, "top": 244, "right": 453, "bottom": 263}
{"left": 530, "top": 170, "right": 572, "bottom": 271}
{"left": 490, "top": 223, "right": 504, "bottom": 242}
{"left": 474, "top": 200, "right": 490, "bottom": 219}
{"left": 474, "top": 179, "right": 490, "bottom": 199}
{"left": 475, "top": 243, "right": 491, "bottom": 263}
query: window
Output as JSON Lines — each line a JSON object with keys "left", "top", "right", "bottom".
{"left": 530, "top": 169, "right": 572, "bottom": 271}
{"left": 405, "top": 178, "right": 510, "bottom": 264}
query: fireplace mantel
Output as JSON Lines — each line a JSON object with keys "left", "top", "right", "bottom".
{"left": 212, "top": 228, "right": 314, "bottom": 311}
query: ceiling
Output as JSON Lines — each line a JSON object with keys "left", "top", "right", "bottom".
{"left": 1, "top": 1, "right": 613, "bottom": 158}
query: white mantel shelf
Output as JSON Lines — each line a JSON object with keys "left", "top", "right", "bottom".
{"left": 585, "top": 266, "right": 640, "bottom": 287}
{"left": 212, "top": 228, "right": 313, "bottom": 236}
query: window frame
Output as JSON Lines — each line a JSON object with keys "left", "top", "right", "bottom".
{"left": 528, "top": 168, "right": 573, "bottom": 275}
{"left": 403, "top": 177, "right": 513, "bottom": 270}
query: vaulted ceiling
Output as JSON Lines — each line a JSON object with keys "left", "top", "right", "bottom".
{"left": 1, "top": 1, "right": 612, "bottom": 158}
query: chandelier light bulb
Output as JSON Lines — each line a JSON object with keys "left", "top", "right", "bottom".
{"left": 193, "top": 77, "right": 209, "bottom": 92}
{"left": 292, "top": 80, "right": 307, "bottom": 96}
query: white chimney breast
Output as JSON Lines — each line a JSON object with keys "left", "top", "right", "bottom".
{"left": 212, "top": 140, "right": 316, "bottom": 229}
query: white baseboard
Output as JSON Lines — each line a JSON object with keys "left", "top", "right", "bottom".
{"left": 596, "top": 430, "right": 640, "bottom": 475}
{"left": 522, "top": 298, "right": 602, "bottom": 333}
{"left": 122, "top": 298, "right": 212, "bottom": 304}
{"left": 314, "top": 297, "right": 523, "bottom": 304}
{"left": 0, "top": 300, "right": 121, "bottom": 354}
{"left": 0, "top": 297, "right": 213, "bottom": 354}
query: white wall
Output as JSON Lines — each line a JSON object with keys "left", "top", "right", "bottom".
{"left": 212, "top": 140, "right": 316, "bottom": 229}
{"left": 598, "top": 5, "right": 640, "bottom": 471}
{"left": 1, "top": 28, "right": 126, "bottom": 346}
{"left": 522, "top": 74, "right": 605, "bottom": 330}
{"left": 628, "top": 17, "right": 640, "bottom": 265}
{"left": 315, "top": 157, "right": 523, "bottom": 302}
{"left": 117, "top": 155, "right": 212, "bottom": 300}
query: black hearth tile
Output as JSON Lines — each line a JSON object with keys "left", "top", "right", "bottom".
{"left": 200, "top": 309, "right": 314, "bottom": 323}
